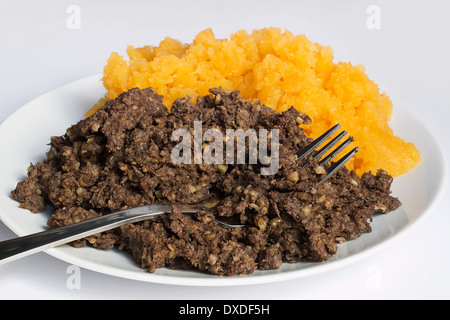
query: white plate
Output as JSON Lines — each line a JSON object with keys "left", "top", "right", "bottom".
{"left": 0, "top": 74, "right": 447, "bottom": 286}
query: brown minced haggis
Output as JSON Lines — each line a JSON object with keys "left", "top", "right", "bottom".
{"left": 12, "top": 87, "right": 401, "bottom": 276}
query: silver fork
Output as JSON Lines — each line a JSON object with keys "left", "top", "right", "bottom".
{"left": 0, "top": 124, "right": 357, "bottom": 265}
{"left": 297, "top": 123, "right": 358, "bottom": 184}
{"left": 0, "top": 202, "right": 238, "bottom": 266}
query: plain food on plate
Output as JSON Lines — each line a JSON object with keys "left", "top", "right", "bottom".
{"left": 85, "top": 27, "right": 421, "bottom": 177}
{"left": 12, "top": 87, "right": 401, "bottom": 276}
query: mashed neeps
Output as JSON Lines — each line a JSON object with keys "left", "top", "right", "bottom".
{"left": 85, "top": 27, "right": 421, "bottom": 177}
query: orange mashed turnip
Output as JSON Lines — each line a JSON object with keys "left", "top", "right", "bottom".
{"left": 86, "top": 27, "right": 421, "bottom": 177}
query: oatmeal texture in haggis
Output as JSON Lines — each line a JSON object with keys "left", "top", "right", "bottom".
{"left": 12, "top": 87, "right": 401, "bottom": 276}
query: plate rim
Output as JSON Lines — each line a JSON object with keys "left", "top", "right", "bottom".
{"left": 0, "top": 74, "right": 447, "bottom": 286}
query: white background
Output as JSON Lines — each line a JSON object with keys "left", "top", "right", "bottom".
{"left": 1, "top": 0, "right": 449, "bottom": 299}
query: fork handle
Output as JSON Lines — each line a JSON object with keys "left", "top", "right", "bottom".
{"left": 0, "top": 204, "right": 173, "bottom": 266}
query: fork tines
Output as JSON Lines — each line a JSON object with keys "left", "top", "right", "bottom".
{"left": 297, "top": 124, "right": 359, "bottom": 185}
